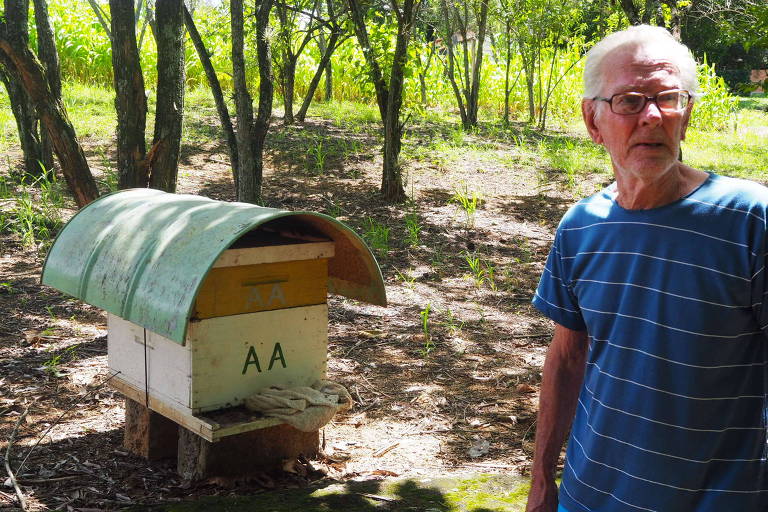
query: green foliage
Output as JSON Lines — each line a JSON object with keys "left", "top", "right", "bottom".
{"left": 419, "top": 303, "right": 434, "bottom": 356}
{"left": 44, "top": 1, "right": 115, "bottom": 85}
{"left": 463, "top": 251, "right": 497, "bottom": 290}
{"left": 362, "top": 217, "right": 390, "bottom": 255}
{"left": 439, "top": 308, "right": 464, "bottom": 336}
{"left": 451, "top": 183, "right": 482, "bottom": 229}
{"left": 685, "top": 99, "right": 768, "bottom": 183}
{"left": 306, "top": 139, "right": 328, "bottom": 175}
{"left": 404, "top": 212, "right": 421, "bottom": 247}
{"left": 689, "top": 58, "right": 739, "bottom": 131}
{"left": 0, "top": 172, "right": 64, "bottom": 251}
{"left": 42, "top": 345, "right": 79, "bottom": 378}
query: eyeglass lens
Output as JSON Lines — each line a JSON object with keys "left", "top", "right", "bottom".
{"left": 612, "top": 90, "right": 689, "bottom": 114}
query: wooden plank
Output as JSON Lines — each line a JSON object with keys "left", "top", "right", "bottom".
{"left": 109, "top": 376, "right": 282, "bottom": 442}
{"left": 213, "top": 241, "right": 334, "bottom": 268}
{"left": 189, "top": 305, "right": 328, "bottom": 413}
{"left": 110, "top": 376, "right": 216, "bottom": 440}
{"left": 193, "top": 259, "right": 328, "bottom": 319}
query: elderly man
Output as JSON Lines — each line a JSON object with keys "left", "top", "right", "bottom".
{"left": 526, "top": 25, "right": 768, "bottom": 512}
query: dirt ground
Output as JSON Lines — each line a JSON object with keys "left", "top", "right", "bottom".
{"left": 0, "top": 117, "right": 607, "bottom": 510}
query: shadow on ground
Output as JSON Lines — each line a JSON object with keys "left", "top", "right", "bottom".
{"left": 136, "top": 474, "right": 530, "bottom": 512}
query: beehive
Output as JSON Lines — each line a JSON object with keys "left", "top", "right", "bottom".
{"left": 42, "top": 189, "right": 386, "bottom": 441}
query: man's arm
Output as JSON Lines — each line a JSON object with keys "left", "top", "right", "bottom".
{"left": 525, "top": 323, "right": 589, "bottom": 512}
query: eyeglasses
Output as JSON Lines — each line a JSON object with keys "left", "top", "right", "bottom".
{"left": 593, "top": 89, "right": 691, "bottom": 115}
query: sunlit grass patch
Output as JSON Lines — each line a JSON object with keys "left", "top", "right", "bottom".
{"left": 685, "top": 107, "right": 768, "bottom": 184}
{"left": 307, "top": 100, "right": 380, "bottom": 129}
{"left": 62, "top": 82, "right": 115, "bottom": 140}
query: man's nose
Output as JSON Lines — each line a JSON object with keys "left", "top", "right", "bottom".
{"left": 639, "top": 99, "right": 664, "bottom": 125}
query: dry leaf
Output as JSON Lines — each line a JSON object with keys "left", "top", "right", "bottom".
{"left": 516, "top": 383, "right": 536, "bottom": 393}
{"left": 359, "top": 329, "right": 387, "bottom": 339}
{"left": 370, "top": 469, "right": 399, "bottom": 477}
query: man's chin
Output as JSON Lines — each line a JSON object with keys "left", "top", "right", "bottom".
{"left": 616, "top": 158, "right": 679, "bottom": 178}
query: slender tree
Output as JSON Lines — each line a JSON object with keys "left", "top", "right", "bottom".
{"left": 149, "top": 0, "right": 186, "bottom": 192}
{"left": 231, "top": 0, "right": 274, "bottom": 204}
{"left": 32, "top": 0, "right": 60, "bottom": 174}
{"left": 183, "top": 4, "right": 239, "bottom": 188}
{"left": 1, "top": 0, "right": 44, "bottom": 176}
{"left": 296, "top": 0, "right": 348, "bottom": 122}
{"left": 109, "top": 0, "right": 148, "bottom": 188}
{"left": 0, "top": 20, "right": 99, "bottom": 206}
{"left": 347, "top": 0, "right": 423, "bottom": 202}
{"left": 438, "top": 0, "right": 489, "bottom": 129}
{"left": 274, "top": 0, "right": 323, "bottom": 124}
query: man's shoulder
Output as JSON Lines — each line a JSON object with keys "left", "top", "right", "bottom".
{"left": 558, "top": 186, "right": 614, "bottom": 227}
{"left": 696, "top": 173, "right": 768, "bottom": 218}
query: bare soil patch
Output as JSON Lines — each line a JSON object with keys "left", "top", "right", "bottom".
{"left": 0, "top": 116, "right": 590, "bottom": 510}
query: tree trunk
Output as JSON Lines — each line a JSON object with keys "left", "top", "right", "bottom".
{"left": 2, "top": 0, "right": 44, "bottom": 176}
{"left": 183, "top": 4, "right": 239, "bottom": 189}
{"left": 283, "top": 59, "right": 296, "bottom": 125}
{"left": 231, "top": 0, "right": 256, "bottom": 202}
{"left": 252, "top": 0, "right": 274, "bottom": 202}
{"left": 347, "top": 0, "right": 420, "bottom": 202}
{"left": 620, "top": 0, "right": 641, "bottom": 24}
{"left": 231, "top": 0, "right": 273, "bottom": 204}
{"left": 503, "top": 20, "right": 511, "bottom": 125}
{"left": 0, "top": 34, "right": 99, "bottom": 207}
{"left": 149, "top": 0, "right": 185, "bottom": 193}
{"left": 296, "top": 29, "right": 340, "bottom": 122}
{"left": 467, "top": 0, "right": 489, "bottom": 127}
{"left": 32, "top": 0, "right": 60, "bottom": 175}
{"left": 346, "top": 0, "right": 388, "bottom": 120}
{"left": 0, "top": 69, "right": 42, "bottom": 175}
{"left": 438, "top": 0, "right": 469, "bottom": 128}
{"left": 519, "top": 42, "right": 535, "bottom": 124}
{"left": 109, "top": 0, "right": 148, "bottom": 188}
{"left": 381, "top": 0, "right": 419, "bottom": 202}
{"left": 317, "top": 30, "right": 334, "bottom": 102}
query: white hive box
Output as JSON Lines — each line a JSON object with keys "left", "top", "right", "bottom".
{"left": 107, "top": 237, "right": 335, "bottom": 418}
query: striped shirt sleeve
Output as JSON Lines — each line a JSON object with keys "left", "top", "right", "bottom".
{"left": 751, "top": 218, "right": 768, "bottom": 335}
{"left": 533, "top": 228, "right": 586, "bottom": 331}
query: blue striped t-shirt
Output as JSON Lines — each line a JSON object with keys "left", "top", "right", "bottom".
{"left": 533, "top": 173, "right": 768, "bottom": 511}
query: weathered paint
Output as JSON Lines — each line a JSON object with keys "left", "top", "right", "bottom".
{"left": 41, "top": 189, "right": 386, "bottom": 344}
{"left": 193, "top": 258, "right": 328, "bottom": 319}
{"left": 107, "top": 305, "right": 328, "bottom": 415}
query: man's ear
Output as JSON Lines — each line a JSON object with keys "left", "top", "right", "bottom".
{"left": 680, "top": 101, "right": 693, "bottom": 141}
{"left": 582, "top": 99, "right": 603, "bottom": 144}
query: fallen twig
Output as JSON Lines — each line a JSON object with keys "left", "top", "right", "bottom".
{"left": 372, "top": 441, "right": 399, "bottom": 457}
{"left": 16, "top": 474, "right": 81, "bottom": 484}
{"left": 4, "top": 405, "right": 29, "bottom": 511}
{"left": 357, "top": 492, "right": 396, "bottom": 502}
{"left": 14, "top": 371, "right": 120, "bottom": 477}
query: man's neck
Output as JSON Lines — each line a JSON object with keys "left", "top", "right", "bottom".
{"left": 612, "top": 163, "right": 708, "bottom": 210}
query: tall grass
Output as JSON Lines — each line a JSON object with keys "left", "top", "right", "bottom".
{"left": 0, "top": 172, "right": 65, "bottom": 251}
{"left": 36, "top": 1, "right": 740, "bottom": 132}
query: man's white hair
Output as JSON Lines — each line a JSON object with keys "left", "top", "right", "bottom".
{"left": 583, "top": 25, "right": 698, "bottom": 99}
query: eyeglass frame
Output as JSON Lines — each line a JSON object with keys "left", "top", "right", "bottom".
{"left": 592, "top": 89, "right": 692, "bottom": 115}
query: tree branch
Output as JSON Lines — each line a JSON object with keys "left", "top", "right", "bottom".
{"left": 86, "top": 0, "right": 112, "bottom": 40}
{"left": 4, "top": 406, "right": 29, "bottom": 511}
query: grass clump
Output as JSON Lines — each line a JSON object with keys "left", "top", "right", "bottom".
{"left": 451, "top": 182, "right": 482, "bottom": 229}
{"left": 362, "top": 216, "right": 390, "bottom": 256}
{"left": 0, "top": 172, "right": 64, "bottom": 251}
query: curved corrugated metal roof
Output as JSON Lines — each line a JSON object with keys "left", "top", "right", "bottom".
{"left": 42, "top": 189, "right": 386, "bottom": 343}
